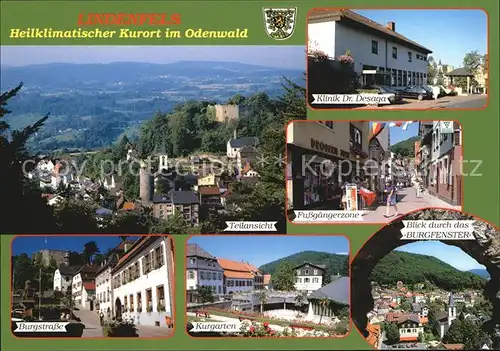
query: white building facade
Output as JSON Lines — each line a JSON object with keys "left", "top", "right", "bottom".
{"left": 53, "top": 268, "right": 74, "bottom": 292}
{"left": 96, "top": 267, "right": 113, "bottom": 316}
{"left": 71, "top": 267, "right": 97, "bottom": 309}
{"left": 294, "top": 263, "right": 325, "bottom": 295}
{"left": 112, "top": 236, "right": 174, "bottom": 327}
{"left": 186, "top": 244, "right": 224, "bottom": 303}
{"left": 308, "top": 9, "right": 432, "bottom": 87}
{"left": 96, "top": 255, "right": 118, "bottom": 318}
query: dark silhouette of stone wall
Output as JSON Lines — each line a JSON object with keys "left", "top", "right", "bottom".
{"left": 351, "top": 209, "right": 500, "bottom": 349}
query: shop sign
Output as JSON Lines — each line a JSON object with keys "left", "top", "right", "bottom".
{"left": 340, "top": 150, "right": 350, "bottom": 158}
{"left": 439, "top": 121, "right": 453, "bottom": 134}
{"left": 345, "top": 184, "right": 358, "bottom": 211}
{"left": 310, "top": 138, "right": 338, "bottom": 156}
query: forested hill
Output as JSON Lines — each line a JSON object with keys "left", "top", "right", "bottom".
{"left": 468, "top": 269, "right": 490, "bottom": 279}
{"left": 390, "top": 136, "right": 420, "bottom": 157}
{"left": 259, "top": 251, "right": 349, "bottom": 277}
{"left": 1, "top": 61, "right": 302, "bottom": 152}
{"left": 370, "top": 251, "right": 486, "bottom": 290}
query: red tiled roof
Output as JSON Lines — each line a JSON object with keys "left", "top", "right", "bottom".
{"left": 386, "top": 311, "right": 404, "bottom": 323}
{"left": 400, "top": 336, "right": 418, "bottom": 341}
{"left": 114, "top": 237, "right": 150, "bottom": 268}
{"left": 442, "top": 344, "right": 464, "bottom": 350}
{"left": 420, "top": 317, "right": 429, "bottom": 324}
{"left": 122, "top": 202, "right": 135, "bottom": 210}
{"left": 218, "top": 258, "right": 261, "bottom": 279}
{"left": 198, "top": 186, "right": 220, "bottom": 195}
{"left": 53, "top": 162, "right": 63, "bottom": 174}
{"left": 218, "top": 258, "right": 250, "bottom": 272}
{"left": 241, "top": 162, "right": 252, "bottom": 175}
{"left": 224, "top": 271, "right": 254, "bottom": 279}
{"left": 41, "top": 194, "right": 56, "bottom": 200}
{"left": 83, "top": 282, "right": 95, "bottom": 290}
{"left": 366, "top": 323, "right": 381, "bottom": 347}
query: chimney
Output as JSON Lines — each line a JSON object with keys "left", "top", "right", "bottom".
{"left": 233, "top": 130, "right": 237, "bottom": 139}
{"left": 386, "top": 22, "right": 395, "bottom": 31}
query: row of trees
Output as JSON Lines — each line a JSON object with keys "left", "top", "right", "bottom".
{"left": 427, "top": 50, "right": 487, "bottom": 90}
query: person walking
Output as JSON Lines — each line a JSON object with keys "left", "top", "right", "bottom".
{"left": 415, "top": 180, "right": 422, "bottom": 198}
{"left": 384, "top": 180, "right": 399, "bottom": 218}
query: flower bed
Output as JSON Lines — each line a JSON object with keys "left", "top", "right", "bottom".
{"left": 204, "top": 308, "right": 337, "bottom": 333}
{"left": 240, "top": 321, "right": 333, "bottom": 338}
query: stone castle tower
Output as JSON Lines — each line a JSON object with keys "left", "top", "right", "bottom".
{"left": 139, "top": 160, "right": 153, "bottom": 204}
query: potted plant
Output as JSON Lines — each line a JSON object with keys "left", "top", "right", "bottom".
{"left": 146, "top": 305, "right": 153, "bottom": 313}
{"left": 105, "top": 318, "right": 139, "bottom": 337}
{"left": 157, "top": 303, "right": 166, "bottom": 312}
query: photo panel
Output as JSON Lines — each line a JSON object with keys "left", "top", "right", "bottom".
{"left": 306, "top": 8, "right": 488, "bottom": 110}
{"left": 351, "top": 208, "right": 499, "bottom": 350}
{"left": 10, "top": 235, "right": 175, "bottom": 338}
{"left": 0, "top": 45, "right": 308, "bottom": 235}
{"left": 185, "top": 235, "right": 351, "bottom": 338}
{"left": 286, "top": 120, "right": 463, "bottom": 224}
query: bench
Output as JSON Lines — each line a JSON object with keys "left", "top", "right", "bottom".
{"left": 195, "top": 310, "right": 210, "bottom": 318}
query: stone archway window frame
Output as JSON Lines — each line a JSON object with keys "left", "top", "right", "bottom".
{"left": 351, "top": 208, "right": 499, "bottom": 349}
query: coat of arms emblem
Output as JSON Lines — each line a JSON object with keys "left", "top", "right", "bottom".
{"left": 262, "top": 8, "right": 297, "bottom": 40}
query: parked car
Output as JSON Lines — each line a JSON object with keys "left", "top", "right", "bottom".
{"left": 424, "top": 85, "right": 445, "bottom": 99}
{"left": 400, "top": 85, "right": 434, "bottom": 100}
{"left": 369, "top": 85, "right": 403, "bottom": 104}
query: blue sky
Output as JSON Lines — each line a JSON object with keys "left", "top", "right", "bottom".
{"left": 188, "top": 236, "right": 349, "bottom": 267}
{"left": 355, "top": 10, "right": 487, "bottom": 67}
{"left": 0, "top": 46, "right": 305, "bottom": 69}
{"left": 11, "top": 236, "right": 134, "bottom": 256}
{"left": 396, "top": 241, "right": 485, "bottom": 271}
{"left": 369, "top": 121, "right": 419, "bottom": 145}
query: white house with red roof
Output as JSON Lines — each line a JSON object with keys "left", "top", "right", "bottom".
{"left": 111, "top": 236, "right": 174, "bottom": 327}
{"left": 72, "top": 264, "right": 99, "bottom": 309}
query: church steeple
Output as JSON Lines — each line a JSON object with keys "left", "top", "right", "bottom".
{"left": 157, "top": 142, "right": 168, "bottom": 171}
{"left": 447, "top": 293, "right": 457, "bottom": 325}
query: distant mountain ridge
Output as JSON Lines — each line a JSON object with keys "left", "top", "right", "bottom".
{"left": 259, "top": 250, "right": 349, "bottom": 277}
{"left": 468, "top": 268, "right": 490, "bottom": 279}
{"left": 370, "top": 251, "right": 486, "bottom": 290}
{"left": 1, "top": 61, "right": 302, "bottom": 152}
{"left": 1, "top": 61, "right": 301, "bottom": 89}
